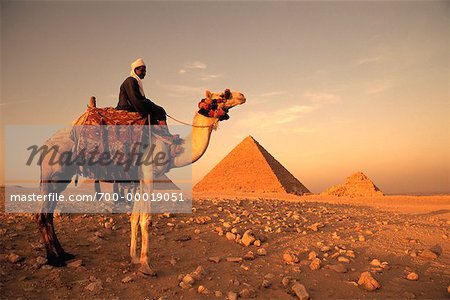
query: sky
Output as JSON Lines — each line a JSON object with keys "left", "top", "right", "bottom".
{"left": 1, "top": 1, "right": 449, "bottom": 194}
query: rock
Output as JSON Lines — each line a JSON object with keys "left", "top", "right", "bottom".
{"left": 239, "top": 287, "right": 256, "bottom": 298}
{"left": 198, "top": 285, "right": 208, "bottom": 294}
{"left": 419, "top": 249, "right": 439, "bottom": 259}
{"left": 35, "top": 256, "right": 47, "bottom": 267}
{"left": 326, "top": 263, "right": 348, "bottom": 273}
{"left": 309, "top": 258, "right": 321, "bottom": 270}
{"left": 242, "top": 230, "right": 256, "bottom": 247}
{"left": 8, "top": 253, "right": 23, "bottom": 263}
{"left": 308, "top": 251, "right": 317, "bottom": 260}
{"left": 67, "top": 259, "right": 83, "bottom": 268}
{"left": 243, "top": 251, "right": 255, "bottom": 260}
{"left": 291, "top": 283, "right": 310, "bottom": 300}
{"left": 320, "top": 246, "right": 331, "bottom": 252}
{"left": 121, "top": 276, "right": 133, "bottom": 283}
{"left": 337, "top": 256, "right": 350, "bottom": 263}
{"left": 254, "top": 240, "right": 261, "bottom": 247}
{"left": 283, "top": 252, "right": 299, "bottom": 264}
{"left": 226, "top": 232, "right": 236, "bottom": 241}
{"left": 281, "top": 277, "right": 290, "bottom": 287}
{"left": 447, "top": 286, "right": 450, "bottom": 295}
{"left": 370, "top": 259, "right": 381, "bottom": 267}
{"left": 182, "top": 274, "right": 195, "bottom": 285}
{"left": 262, "top": 279, "right": 271, "bottom": 288}
{"left": 406, "top": 272, "right": 419, "bottom": 281}
{"left": 358, "top": 272, "right": 381, "bottom": 291}
{"left": 208, "top": 256, "right": 221, "bottom": 263}
{"left": 223, "top": 222, "right": 231, "bottom": 228}
{"left": 227, "top": 291, "right": 238, "bottom": 300}
{"left": 85, "top": 280, "right": 103, "bottom": 292}
{"left": 227, "top": 257, "right": 243, "bottom": 263}
{"left": 307, "top": 223, "right": 321, "bottom": 232}
{"left": 256, "top": 248, "right": 267, "bottom": 256}
{"left": 214, "top": 291, "right": 223, "bottom": 297}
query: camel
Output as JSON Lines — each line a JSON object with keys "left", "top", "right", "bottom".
{"left": 36, "top": 89, "right": 246, "bottom": 275}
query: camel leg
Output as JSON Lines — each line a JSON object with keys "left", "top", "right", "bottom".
{"left": 138, "top": 212, "right": 156, "bottom": 276}
{"left": 130, "top": 209, "right": 140, "bottom": 264}
{"left": 36, "top": 180, "right": 74, "bottom": 266}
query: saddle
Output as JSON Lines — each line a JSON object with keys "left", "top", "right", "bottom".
{"left": 71, "top": 107, "right": 182, "bottom": 182}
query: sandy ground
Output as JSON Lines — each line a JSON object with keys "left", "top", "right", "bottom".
{"left": 1, "top": 187, "right": 449, "bottom": 299}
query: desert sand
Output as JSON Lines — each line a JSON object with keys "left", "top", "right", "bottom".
{"left": 1, "top": 187, "right": 449, "bottom": 299}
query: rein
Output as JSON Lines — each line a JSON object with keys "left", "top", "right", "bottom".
{"left": 165, "top": 113, "right": 216, "bottom": 128}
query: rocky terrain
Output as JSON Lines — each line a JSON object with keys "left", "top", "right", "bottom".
{"left": 1, "top": 188, "right": 449, "bottom": 299}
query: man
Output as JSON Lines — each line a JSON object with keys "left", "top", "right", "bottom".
{"left": 116, "top": 58, "right": 167, "bottom": 126}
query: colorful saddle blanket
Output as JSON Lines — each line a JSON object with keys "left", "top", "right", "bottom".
{"left": 71, "top": 107, "right": 149, "bottom": 181}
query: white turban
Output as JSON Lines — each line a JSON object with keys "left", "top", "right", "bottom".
{"left": 130, "top": 58, "right": 146, "bottom": 96}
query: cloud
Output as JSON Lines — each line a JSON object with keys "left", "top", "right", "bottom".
{"left": 199, "top": 73, "right": 222, "bottom": 81}
{"left": 156, "top": 80, "right": 204, "bottom": 97}
{"left": 235, "top": 104, "right": 316, "bottom": 130}
{"left": 365, "top": 82, "right": 391, "bottom": 95}
{"left": 178, "top": 60, "right": 207, "bottom": 74}
{"left": 355, "top": 55, "right": 385, "bottom": 66}
{"left": 303, "top": 92, "right": 341, "bottom": 105}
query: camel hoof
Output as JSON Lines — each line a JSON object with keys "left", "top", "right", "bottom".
{"left": 131, "top": 257, "right": 140, "bottom": 264}
{"left": 60, "top": 252, "right": 76, "bottom": 261}
{"left": 47, "top": 254, "right": 67, "bottom": 267}
{"left": 139, "top": 264, "right": 157, "bottom": 276}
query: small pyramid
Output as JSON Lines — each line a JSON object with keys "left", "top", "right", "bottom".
{"left": 194, "top": 136, "right": 310, "bottom": 195}
{"left": 322, "top": 171, "right": 383, "bottom": 197}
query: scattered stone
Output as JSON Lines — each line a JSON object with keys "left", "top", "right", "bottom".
{"left": 291, "top": 282, "right": 310, "bottom": 300}
{"left": 370, "top": 259, "right": 381, "bottom": 267}
{"left": 406, "top": 272, "right": 419, "bottom": 281}
{"left": 308, "top": 251, "right": 317, "bottom": 260}
{"left": 67, "top": 259, "right": 83, "bottom": 268}
{"left": 320, "top": 246, "right": 331, "bottom": 252}
{"left": 121, "top": 276, "right": 133, "bottom": 283}
{"left": 208, "top": 256, "right": 221, "bottom": 263}
{"left": 226, "top": 232, "right": 236, "bottom": 241}
{"left": 242, "top": 230, "right": 256, "bottom": 247}
{"left": 256, "top": 248, "right": 267, "bottom": 256}
{"left": 8, "top": 253, "right": 23, "bottom": 263}
{"left": 239, "top": 287, "right": 256, "bottom": 298}
{"left": 307, "top": 223, "right": 322, "bottom": 232}
{"left": 214, "top": 291, "right": 223, "bottom": 297}
{"left": 358, "top": 271, "right": 381, "bottom": 291}
{"left": 281, "top": 277, "right": 290, "bottom": 287}
{"left": 243, "top": 251, "right": 255, "bottom": 260}
{"left": 228, "top": 291, "right": 238, "bottom": 300}
{"left": 85, "top": 280, "right": 103, "bottom": 292}
{"left": 309, "top": 258, "right": 321, "bottom": 270}
{"left": 227, "top": 257, "right": 243, "bottom": 263}
{"left": 35, "top": 256, "right": 47, "bottom": 267}
{"left": 198, "top": 285, "right": 208, "bottom": 294}
{"left": 337, "top": 256, "right": 350, "bottom": 263}
{"left": 419, "top": 249, "right": 439, "bottom": 260}
{"left": 262, "top": 279, "right": 271, "bottom": 288}
{"left": 326, "top": 263, "right": 348, "bottom": 273}
{"left": 182, "top": 274, "right": 195, "bottom": 285}
{"left": 283, "top": 252, "right": 299, "bottom": 264}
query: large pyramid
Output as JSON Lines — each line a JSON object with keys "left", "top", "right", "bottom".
{"left": 194, "top": 136, "right": 310, "bottom": 195}
{"left": 322, "top": 171, "right": 383, "bottom": 197}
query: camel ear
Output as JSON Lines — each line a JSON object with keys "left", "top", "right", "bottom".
{"left": 205, "top": 90, "right": 212, "bottom": 99}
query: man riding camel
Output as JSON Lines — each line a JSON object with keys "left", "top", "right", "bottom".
{"left": 116, "top": 58, "right": 168, "bottom": 127}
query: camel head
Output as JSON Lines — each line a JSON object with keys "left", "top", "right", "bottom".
{"left": 198, "top": 89, "right": 246, "bottom": 121}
